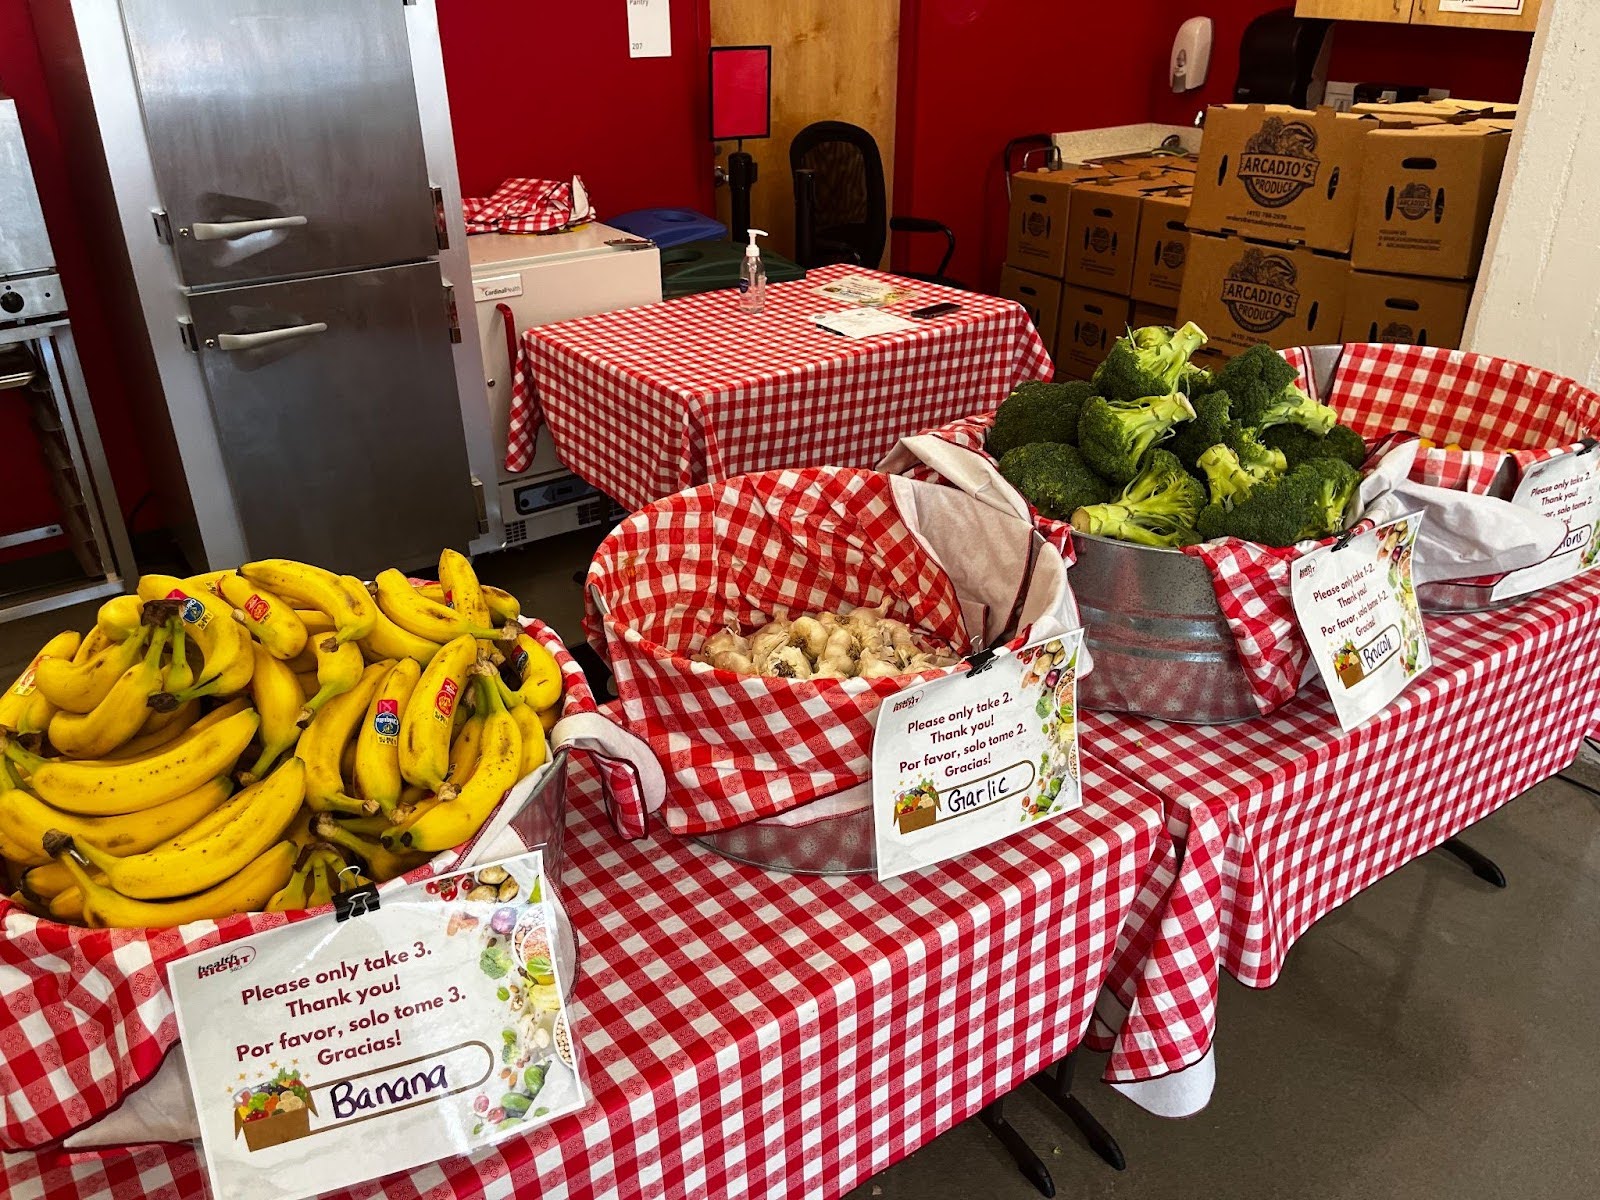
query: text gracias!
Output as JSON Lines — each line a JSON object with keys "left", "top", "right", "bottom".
{"left": 230, "top": 945, "right": 464, "bottom": 1120}
{"left": 1312, "top": 561, "right": 1388, "bottom": 653}
{"left": 894, "top": 692, "right": 1029, "bottom": 814}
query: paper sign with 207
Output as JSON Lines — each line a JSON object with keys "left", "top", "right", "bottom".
{"left": 168, "top": 851, "right": 586, "bottom": 1200}
{"left": 872, "top": 631, "right": 1084, "bottom": 880}
{"left": 1291, "top": 512, "right": 1431, "bottom": 731}
{"left": 1491, "top": 445, "right": 1600, "bottom": 601}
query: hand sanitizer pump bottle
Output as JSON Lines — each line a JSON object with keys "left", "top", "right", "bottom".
{"left": 738, "top": 228, "right": 769, "bottom": 314}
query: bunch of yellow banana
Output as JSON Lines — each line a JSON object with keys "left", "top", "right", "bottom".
{"left": 0, "top": 550, "right": 554, "bottom": 928}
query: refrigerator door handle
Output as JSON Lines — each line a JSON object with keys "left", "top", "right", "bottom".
{"left": 189, "top": 215, "right": 308, "bottom": 242}
{"left": 213, "top": 323, "right": 328, "bottom": 351}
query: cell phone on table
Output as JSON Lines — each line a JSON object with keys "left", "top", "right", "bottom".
{"left": 909, "top": 302, "right": 961, "bottom": 319}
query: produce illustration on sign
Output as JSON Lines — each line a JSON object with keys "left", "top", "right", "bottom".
{"left": 1220, "top": 248, "right": 1300, "bottom": 333}
{"left": 170, "top": 852, "right": 586, "bottom": 1200}
{"left": 1238, "top": 116, "right": 1320, "bottom": 208}
{"left": 873, "top": 632, "right": 1085, "bottom": 879}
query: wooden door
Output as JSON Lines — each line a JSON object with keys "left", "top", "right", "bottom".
{"left": 709, "top": 1, "right": 900, "bottom": 265}
{"left": 1412, "top": 0, "right": 1541, "bottom": 31}
{"left": 1294, "top": 0, "right": 1416, "bottom": 21}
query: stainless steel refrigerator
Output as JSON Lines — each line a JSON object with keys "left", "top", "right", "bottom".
{"left": 31, "top": 0, "right": 501, "bottom": 576}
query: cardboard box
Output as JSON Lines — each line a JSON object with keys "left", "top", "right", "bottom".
{"left": 1131, "top": 301, "right": 1177, "bottom": 328}
{"left": 1006, "top": 166, "right": 1111, "bottom": 278}
{"left": 1189, "top": 105, "right": 1374, "bottom": 253}
{"left": 1055, "top": 286, "right": 1132, "bottom": 381}
{"left": 1087, "top": 152, "right": 1198, "bottom": 177}
{"left": 1351, "top": 122, "right": 1511, "bottom": 279}
{"left": 1342, "top": 271, "right": 1473, "bottom": 348}
{"left": 1353, "top": 98, "right": 1518, "bottom": 121}
{"left": 998, "top": 266, "right": 1064, "bottom": 358}
{"left": 1179, "top": 233, "right": 1350, "bottom": 357}
{"left": 1065, "top": 176, "right": 1160, "bottom": 294}
{"left": 1132, "top": 186, "right": 1192, "bottom": 307}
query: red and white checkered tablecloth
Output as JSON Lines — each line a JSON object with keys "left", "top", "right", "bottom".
{"left": 509, "top": 264, "right": 1052, "bottom": 509}
{"left": 2, "top": 755, "right": 1175, "bottom": 1200}
{"left": 1083, "top": 568, "right": 1600, "bottom": 1095}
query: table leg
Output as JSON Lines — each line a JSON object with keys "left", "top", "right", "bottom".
{"left": 979, "top": 1098, "right": 1056, "bottom": 1198}
{"left": 1029, "top": 1050, "right": 1127, "bottom": 1171}
{"left": 1436, "top": 837, "right": 1507, "bottom": 889}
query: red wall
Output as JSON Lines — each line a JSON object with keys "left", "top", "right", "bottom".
{"left": 438, "top": 1, "right": 715, "bottom": 217}
{"left": 0, "top": 5, "right": 154, "bottom": 556}
{"left": 892, "top": 0, "right": 1176, "bottom": 293}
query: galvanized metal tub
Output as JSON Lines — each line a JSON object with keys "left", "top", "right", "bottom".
{"left": 692, "top": 801, "right": 877, "bottom": 876}
{"left": 1417, "top": 458, "right": 1519, "bottom": 615}
{"left": 1071, "top": 531, "right": 1264, "bottom": 724}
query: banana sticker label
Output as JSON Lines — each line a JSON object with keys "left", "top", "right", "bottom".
{"left": 435, "top": 679, "right": 459, "bottom": 718}
{"left": 166, "top": 588, "right": 213, "bottom": 631}
{"left": 373, "top": 699, "right": 401, "bottom": 744}
{"left": 244, "top": 594, "right": 272, "bottom": 623}
{"left": 11, "top": 658, "right": 42, "bottom": 697}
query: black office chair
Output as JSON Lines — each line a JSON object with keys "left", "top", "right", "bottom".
{"left": 790, "top": 120, "right": 959, "bottom": 287}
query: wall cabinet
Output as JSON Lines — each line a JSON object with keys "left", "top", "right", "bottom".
{"left": 1295, "top": 0, "right": 1540, "bottom": 31}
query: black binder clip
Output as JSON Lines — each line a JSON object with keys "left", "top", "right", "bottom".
{"left": 966, "top": 647, "right": 1000, "bottom": 676}
{"left": 334, "top": 875, "right": 380, "bottom": 923}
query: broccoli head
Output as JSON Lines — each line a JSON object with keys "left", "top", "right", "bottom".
{"left": 1077, "top": 391, "right": 1197, "bottom": 484}
{"left": 1091, "top": 321, "right": 1208, "bottom": 402}
{"left": 1182, "top": 363, "right": 1221, "bottom": 398}
{"left": 1262, "top": 422, "right": 1368, "bottom": 469}
{"left": 1070, "top": 449, "right": 1206, "bottom": 548}
{"left": 987, "top": 379, "right": 1098, "bottom": 457}
{"left": 1196, "top": 444, "right": 1259, "bottom": 510}
{"left": 1195, "top": 459, "right": 1361, "bottom": 547}
{"left": 1235, "top": 380, "right": 1338, "bottom": 436}
{"left": 1224, "top": 424, "right": 1289, "bottom": 481}
{"left": 998, "top": 442, "right": 1115, "bottom": 521}
{"left": 1216, "top": 343, "right": 1299, "bottom": 404}
{"left": 1167, "top": 391, "right": 1233, "bottom": 470}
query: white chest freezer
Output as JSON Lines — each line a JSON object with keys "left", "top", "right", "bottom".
{"left": 469, "top": 223, "right": 661, "bottom": 545}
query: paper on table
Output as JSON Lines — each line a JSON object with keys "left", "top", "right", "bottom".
{"left": 812, "top": 273, "right": 917, "bottom": 308}
{"left": 813, "top": 308, "right": 919, "bottom": 339}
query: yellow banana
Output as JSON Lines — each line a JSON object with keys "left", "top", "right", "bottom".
{"left": 298, "top": 637, "right": 364, "bottom": 726}
{"left": 2, "top": 707, "right": 259, "bottom": 815}
{"left": 49, "top": 886, "right": 86, "bottom": 923}
{"left": 538, "top": 704, "right": 559, "bottom": 733}
{"left": 21, "top": 859, "right": 100, "bottom": 901}
{"left": 61, "top": 758, "right": 305, "bottom": 899}
{"left": 301, "top": 663, "right": 390, "bottom": 814}
{"left": 164, "top": 622, "right": 196, "bottom": 696}
{"left": 355, "top": 658, "right": 420, "bottom": 815}
{"left": 95, "top": 595, "right": 144, "bottom": 642}
{"left": 239, "top": 560, "right": 376, "bottom": 645}
{"left": 399, "top": 669, "right": 522, "bottom": 853}
{"left": 265, "top": 853, "right": 313, "bottom": 913}
{"left": 501, "top": 632, "right": 562, "bottom": 711}
{"left": 73, "top": 627, "right": 111, "bottom": 664}
{"left": 182, "top": 569, "right": 234, "bottom": 596}
{"left": 372, "top": 570, "right": 514, "bottom": 645}
{"left": 416, "top": 580, "right": 521, "bottom": 624}
{"left": 0, "top": 631, "right": 83, "bottom": 734}
{"left": 296, "top": 609, "right": 337, "bottom": 638}
{"left": 438, "top": 549, "right": 492, "bottom": 629}
{"left": 448, "top": 711, "right": 486, "bottom": 783}
{"left": 33, "top": 629, "right": 146, "bottom": 715}
{"left": 510, "top": 700, "right": 549, "bottom": 776}
{"left": 312, "top": 812, "right": 427, "bottom": 882}
{"left": 358, "top": 606, "right": 443, "bottom": 668}
{"left": 54, "top": 839, "right": 297, "bottom": 929}
{"left": 218, "top": 572, "right": 308, "bottom": 661}
{"left": 295, "top": 671, "right": 320, "bottom": 701}
{"left": 0, "top": 778, "right": 232, "bottom": 867}
{"left": 244, "top": 644, "right": 304, "bottom": 783}
{"left": 138, "top": 575, "right": 253, "bottom": 699}
{"left": 399, "top": 634, "right": 480, "bottom": 798}
{"left": 106, "top": 697, "right": 247, "bottom": 764}
{"left": 47, "top": 625, "right": 170, "bottom": 760}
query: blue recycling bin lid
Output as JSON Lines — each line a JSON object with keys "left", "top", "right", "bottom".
{"left": 608, "top": 208, "right": 728, "bottom": 249}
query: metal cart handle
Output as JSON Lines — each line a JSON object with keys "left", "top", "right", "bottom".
{"left": 190, "top": 215, "right": 308, "bottom": 241}
{"left": 214, "top": 323, "right": 327, "bottom": 351}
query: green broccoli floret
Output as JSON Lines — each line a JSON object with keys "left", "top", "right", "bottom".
{"left": 1091, "top": 322, "right": 1208, "bottom": 402}
{"left": 1236, "top": 380, "right": 1338, "bottom": 436}
{"left": 1216, "top": 343, "right": 1299, "bottom": 406}
{"left": 1195, "top": 460, "right": 1360, "bottom": 547}
{"left": 987, "top": 380, "right": 1098, "bottom": 457}
{"left": 1182, "top": 363, "right": 1220, "bottom": 397}
{"left": 1070, "top": 449, "right": 1206, "bottom": 548}
{"left": 1262, "top": 423, "right": 1368, "bottom": 469}
{"left": 998, "top": 442, "right": 1115, "bottom": 520}
{"left": 1167, "top": 391, "right": 1233, "bottom": 470}
{"left": 1077, "top": 391, "right": 1197, "bottom": 484}
{"left": 1196, "top": 444, "right": 1259, "bottom": 509}
{"left": 1224, "top": 424, "right": 1289, "bottom": 481}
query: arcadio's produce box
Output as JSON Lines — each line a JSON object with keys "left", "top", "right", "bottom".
{"left": 1342, "top": 272, "right": 1473, "bottom": 348}
{"left": 1178, "top": 233, "right": 1349, "bottom": 355}
{"left": 1189, "top": 105, "right": 1374, "bottom": 254}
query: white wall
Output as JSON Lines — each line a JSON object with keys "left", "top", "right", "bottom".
{"left": 1465, "top": 0, "right": 1600, "bottom": 384}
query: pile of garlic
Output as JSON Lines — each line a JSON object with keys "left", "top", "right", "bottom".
{"left": 693, "top": 602, "right": 961, "bottom": 681}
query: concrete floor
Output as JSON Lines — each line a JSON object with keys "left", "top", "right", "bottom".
{"left": 5, "top": 537, "right": 1598, "bottom": 1200}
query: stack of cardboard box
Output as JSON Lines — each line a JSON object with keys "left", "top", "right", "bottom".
{"left": 999, "top": 153, "right": 1198, "bottom": 380}
{"left": 1180, "top": 102, "right": 1513, "bottom": 363}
